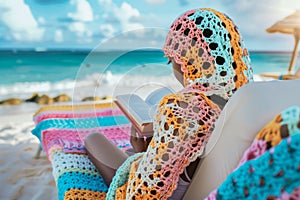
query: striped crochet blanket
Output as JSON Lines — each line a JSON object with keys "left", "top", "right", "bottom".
{"left": 31, "top": 101, "right": 132, "bottom": 200}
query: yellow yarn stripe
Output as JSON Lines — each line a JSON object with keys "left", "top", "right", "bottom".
{"left": 34, "top": 101, "right": 116, "bottom": 117}
{"left": 64, "top": 188, "right": 106, "bottom": 200}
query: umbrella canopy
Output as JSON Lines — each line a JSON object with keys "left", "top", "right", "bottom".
{"left": 266, "top": 10, "right": 300, "bottom": 73}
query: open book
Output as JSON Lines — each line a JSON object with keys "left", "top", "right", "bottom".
{"left": 114, "top": 87, "right": 173, "bottom": 137}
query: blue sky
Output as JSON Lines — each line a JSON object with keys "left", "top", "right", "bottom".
{"left": 0, "top": 0, "right": 300, "bottom": 51}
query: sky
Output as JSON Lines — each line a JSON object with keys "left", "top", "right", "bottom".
{"left": 0, "top": 0, "right": 300, "bottom": 51}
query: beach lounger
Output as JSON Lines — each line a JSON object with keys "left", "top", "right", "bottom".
{"left": 259, "top": 72, "right": 300, "bottom": 80}
{"left": 183, "top": 79, "right": 300, "bottom": 199}
{"left": 260, "top": 67, "right": 300, "bottom": 80}
{"left": 32, "top": 101, "right": 126, "bottom": 158}
{"left": 31, "top": 101, "right": 133, "bottom": 200}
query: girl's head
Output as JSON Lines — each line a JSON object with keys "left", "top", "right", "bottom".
{"left": 163, "top": 8, "right": 253, "bottom": 99}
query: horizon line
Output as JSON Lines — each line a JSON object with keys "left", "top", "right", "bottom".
{"left": 0, "top": 48, "right": 297, "bottom": 54}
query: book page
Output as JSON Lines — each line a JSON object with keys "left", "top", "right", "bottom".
{"left": 115, "top": 94, "right": 152, "bottom": 124}
{"left": 145, "top": 87, "right": 174, "bottom": 116}
{"left": 115, "top": 87, "right": 174, "bottom": 136}
{"left": 145, "top": 87, "right": 174, "bottom": 105}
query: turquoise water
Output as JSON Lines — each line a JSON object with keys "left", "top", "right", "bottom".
{"left": 250, "top": 52, "right": 298, "bottom": 74}
{"left": 1, "top": 50, "right": 299, "bottom": 84}
{"left": 0, "top": 50, "right": 168, "bottom": 85}
{"left": 0, "top": 49, "right": 299, "bottom": 99}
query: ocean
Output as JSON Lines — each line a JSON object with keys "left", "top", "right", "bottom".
{"left": 0, "top": 49, "right": 299, "bottom": 103}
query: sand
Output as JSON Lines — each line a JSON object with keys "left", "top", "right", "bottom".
{"left": 0, "top": 113, "right": 57, "bottom": 200}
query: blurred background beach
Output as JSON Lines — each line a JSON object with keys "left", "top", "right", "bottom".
{"left": 0, "top": 0, "right": 300, "bottom": 199}
{"left": 1, "top": 50, "right": 298, "bottom": 98}
{"left": 1, "top": 49, "right": 298, "bottom": 115}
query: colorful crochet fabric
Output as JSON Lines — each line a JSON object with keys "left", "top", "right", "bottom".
{"left": 34, "top": 108, "right": 124, "bottom": 124}
{"left": 52, "top": 150, "right": 108, "bottom": 200}
{"left": 33, "top": 102, "right": 116, "bottom": 116}
{"left": 42, "top": 124, "right": 131, "bottom": 160}
{"left": 207, "top": 134, "right": 300, "bottom": 200}
{"left": 106, "top": 153, "right": 143, "bottom": 200}
{"left": 31, "top": 102, "right": 132, "bottom": 200}
{"left": 109, "top": 8, "right": 253, "bottom": 199}
{"left": 205, "top": 106, "right": 300, "bottom": 199}
{"left": 238, "top": 106, "right": 300, "bottom": 167}
{"left": 163, "top": 8, "right": 253, "bottom": 99}
{"left": 32, "top": 115, "right": 129, "bottom": 139}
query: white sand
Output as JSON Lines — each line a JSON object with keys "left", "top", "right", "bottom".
{"left": 0, "top": 113, "right": 57, "bottom": 200}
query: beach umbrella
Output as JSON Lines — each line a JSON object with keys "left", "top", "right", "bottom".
{"left": 266, "top": 10, "right": 300, "bottom": 74}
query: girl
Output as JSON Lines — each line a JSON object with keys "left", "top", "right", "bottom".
{"left": 85, "top": 8, "right": 253, "bottom": 199}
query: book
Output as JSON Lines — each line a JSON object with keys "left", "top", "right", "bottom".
{"left": 114, "top": 87, "right": 173, "bottom": 137}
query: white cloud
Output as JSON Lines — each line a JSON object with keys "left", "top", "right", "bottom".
{"left": 54, "top": 29, "right": 63, "bottom": 43}
{"left": 0, "top": 0, "right": 45, "bottom": 41}
{"left": 67, "top": 0, "right": 94, "bottom": 43}
{"left": 99, "top": 24, "right": 116, "bottom": 38}
{"left": 212, "top": 0, "right": 300, "bottom": 36}
{"left": 69, "top": 22, "right": 93, "bottom": 43}
{"left": 146, "top": 0, "right": 166, "bottom": 5}
{"left": 38, "top": 17, "right": 46, "bottom": 25}
{"left": 98, "top": 0, "right": 113, "bottom": 6}
{"left": 69, "top": 22, "right": 85, "bottom": 35}
{"left": 69, "top": 22, "right": 88, "bottom": 36}
{"left": 97, "top": 28, "right": 167, "bottom": 50}
{"left": 195, "top": 0, "right": 300, "bottom": 50}
{"left": 68, "top": 0, "right": 93, "bottom": 22}
{"left": 114, "top": 2, "right": 144, "bottom": 30}
{"left": 98, "top": 0, "right": 144, "bottom": 32}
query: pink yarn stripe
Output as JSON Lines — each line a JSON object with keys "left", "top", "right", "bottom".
{"left": 42, "top": 124, "right": 132, "bottom": 160}
{"left": 236, "top": 139, "right": 267, "bottom": 168}
{"left": 34, "top": 108, "right": 124, "bottom": 124}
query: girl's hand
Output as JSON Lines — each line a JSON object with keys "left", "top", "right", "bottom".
{"left": 130, "top": 126, "right": 152, "bottom": 153}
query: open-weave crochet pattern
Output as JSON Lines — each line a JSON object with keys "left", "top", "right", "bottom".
{"left": 31, "top": 102, "right": 132, "bottom": 200}
{"left": 212, "top": 134, "right": 300, "bottom": 199}
{"left": 109, "top": 8, "right": 253, "bottom": 199}
{"left": 106, "top": 153, "right": 143, "bottom": 200}
{"left": 32, "top": 115, "right": 129, "bottom": 139}
{"left": 238, "top": 106, "right": 300, "bottom": 166}
{"left": 41, "top": 124, "right": 131, "bottom": 160}
{"left": 206, "top": 106, "right": 300, "bottom": 199}
{"left": 33, "top": 102, "right": 117, "bottom": 121}
{"left": 163, "top": 8, "right": 253, "bottom": 99}
{"left": 34, "top": 108, "right": 123, "bottom": 124}
{"left": 52, "top": 150, "right": 108, "bottom": 200}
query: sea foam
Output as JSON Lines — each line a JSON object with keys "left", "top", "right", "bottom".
{"left": 0, "top": 71, "right": 182, "bottom": 101}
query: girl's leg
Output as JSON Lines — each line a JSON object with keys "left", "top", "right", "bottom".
{"left": 84, "top": 132, "right": 129, "bottom": 186}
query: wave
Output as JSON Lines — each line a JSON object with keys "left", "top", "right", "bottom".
{"left": 0, "top": 70, "right": 266, "bottom": 102}
{"left": 0, "top": 80, "right": 74, "bottom": 100}
{"left": 0, "top": 71, "right": 183, "bottom": 101}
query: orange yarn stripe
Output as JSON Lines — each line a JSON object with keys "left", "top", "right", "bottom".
{"left": 64, "top": 189, "right": 106, "bottom": 200}
{"left": 256, "top": 113, "right": 282, "bottom": 147}
{"left": 33, "top": 102, "right": 116, "bottom": 117}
